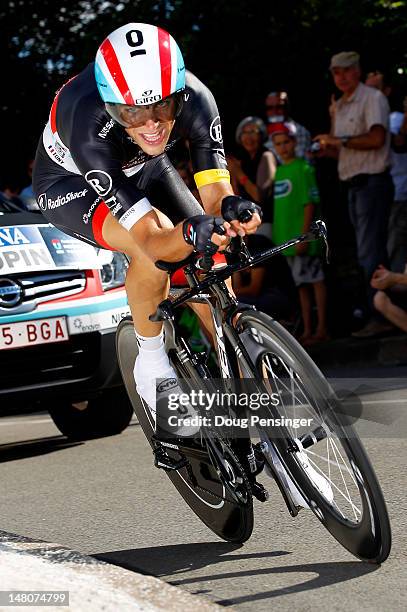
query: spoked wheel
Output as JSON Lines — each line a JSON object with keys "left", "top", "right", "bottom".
{"left": 237, "top": 311, "right": 391, "bottom": 563}
{"left": 116, "top": 316, "right": 253, "bottom": 543}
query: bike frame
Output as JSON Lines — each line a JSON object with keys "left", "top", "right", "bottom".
{"left": 149, "top": 221, "right": 328, "bottom": 508}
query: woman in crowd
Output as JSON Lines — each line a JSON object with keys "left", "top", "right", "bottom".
{"left": 227, "top": 116, "right": 277, "bottom": 237}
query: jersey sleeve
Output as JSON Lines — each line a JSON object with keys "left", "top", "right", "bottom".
{"left": 68, "top": 101, "right": 153, "bottom": 230}
{"left": 182, "top": 73, "right": 230, "bottom": 190}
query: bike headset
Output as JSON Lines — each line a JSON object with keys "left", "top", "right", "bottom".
{"left": 95, "top": 23, "right": 186, "bottom": 128}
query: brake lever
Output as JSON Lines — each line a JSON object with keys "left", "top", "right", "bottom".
{"left": 197, "top": 217, "right": 227, "bottom": 272}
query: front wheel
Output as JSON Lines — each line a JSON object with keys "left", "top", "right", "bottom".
{"left": 236, "top": 311, "right": 391, "bottom": 563}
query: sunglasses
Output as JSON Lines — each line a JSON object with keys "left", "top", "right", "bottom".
{"left": 106, "top": 94, "right": 182, "bottom": 128}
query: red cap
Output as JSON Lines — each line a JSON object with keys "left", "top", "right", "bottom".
{"left": 267, "top": 121, "right": 297, "bottom": 139}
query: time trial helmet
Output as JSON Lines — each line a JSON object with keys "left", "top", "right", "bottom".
{"left": 95, "top": 23, "right": 185, "bottom": 127}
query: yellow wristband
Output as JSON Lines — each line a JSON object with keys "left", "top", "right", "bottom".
{"left": 194, "top": 168, "right": 230, "bottom": 189}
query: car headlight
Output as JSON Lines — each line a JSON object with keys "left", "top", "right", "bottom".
{"left": 97, "top": 251, "right": 128, "bottom": 291}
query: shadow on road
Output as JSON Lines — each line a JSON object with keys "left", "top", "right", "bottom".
{"left": 0, "top": 436, "right": 82, "bottom": 463}
{"left": 95, "top": 542, "right": 378, "bottom": 605}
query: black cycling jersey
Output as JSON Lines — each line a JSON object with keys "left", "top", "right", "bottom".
{"left": 33, "top": 65, "right": 230, "bottom": 248}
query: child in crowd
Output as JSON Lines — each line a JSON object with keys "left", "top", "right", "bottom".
{"left": 270, "top": 122, "right": 328, "bottom": 344}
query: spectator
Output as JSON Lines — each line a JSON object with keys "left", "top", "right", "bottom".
{"left": 264, "top": 91, "right": 311, "bottom": 159}
{"left": 270, "top": 122, "right": 328, "bottom": 344}
{"left": 365, "top": 71, "right": 392, "bottom": 97}
{"left": 19, "top": 158, "right": 40, "bottom": 211}
{"left": 365, "top": 72, "right": 407, "bottom": 273}
{"left": 371, "top": 265, "right": 407, "bottom": 333}
{"left": 387, "top": 107, "right": 407, "bottom": 273}
{"left": 227, "top": 116, "right": 276, "bottom": 236}
{"left": 232, "top": 233, "right": 298, "bottom": 322}
{"left": 0, "top": 174, "right": 25, "bottom": 209}
{"left": 315, "top": 51, "right": 393, "bottom": 338}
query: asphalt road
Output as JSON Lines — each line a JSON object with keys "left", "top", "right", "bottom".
{"left": 1, "top": 388, "right": 406, "bottom": 611}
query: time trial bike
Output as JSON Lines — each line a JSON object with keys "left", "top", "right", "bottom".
{"left": 116, "top": 220, "right": 391, "bottom": 563}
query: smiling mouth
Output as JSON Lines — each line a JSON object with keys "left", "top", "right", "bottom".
{"left": 140, "top": 128, "right": 166, "bottom": 145}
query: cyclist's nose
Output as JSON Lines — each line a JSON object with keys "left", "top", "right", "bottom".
{"left": 143, "top": 117, "right": 160, "bottom": 129}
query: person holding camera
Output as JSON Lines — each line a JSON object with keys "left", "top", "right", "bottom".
{"left": 315, "top": 51, "right": 393, "bottom": 338}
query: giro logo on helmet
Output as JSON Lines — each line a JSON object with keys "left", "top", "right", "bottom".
{"left": 135, "top": 94, "right": 162, "bottom": 105}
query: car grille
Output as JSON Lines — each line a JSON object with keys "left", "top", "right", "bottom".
{"left": 0, "top": 332, "right": 100, "bottom": 390}
{"left": 0, "top": 270, "right": 87, "bottom": 315}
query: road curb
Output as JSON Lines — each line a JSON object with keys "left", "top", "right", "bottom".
{"left": 0, "top": 530, "right": 224, "bottom": 611}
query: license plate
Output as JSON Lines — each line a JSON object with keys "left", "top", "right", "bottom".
{"left": 0, "top": 317, "right": 69, "bottom": 350}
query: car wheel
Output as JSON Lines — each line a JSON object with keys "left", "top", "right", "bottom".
{"left": 47, "top": 388, "right": 133, "bottom": 440}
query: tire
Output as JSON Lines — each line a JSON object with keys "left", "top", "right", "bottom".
{"left": 47, "top": 387, "right": 133, "bottom": 441}
{"left": 236, "top": 311, "right": 391, "bottom": 563}
{"left": 116, "top": 316, "right": 254, "bottom": 543}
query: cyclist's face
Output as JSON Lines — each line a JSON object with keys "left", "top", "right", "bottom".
{"left": 126, "top": 116, "right": 175, "bottom": 155}
{"left": 107, "top": 95, "right": 179, "bottom": 155}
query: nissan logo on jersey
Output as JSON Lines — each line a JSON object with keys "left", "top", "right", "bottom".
{"left": 85, "top": 170, "right": 112, "bottom": 197}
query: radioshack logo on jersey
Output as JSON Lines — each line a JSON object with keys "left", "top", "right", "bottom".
{"left": 38, "top": 190, "right": 88, "bottom": 210}
{"left": 85, "top": 170, "right": 112, "bottom": 197}
{"left": 210, "top": 116, "right": 223, "bottom": 143}
{"left": 38, "top": 193, "right": 47, "bottom": 211}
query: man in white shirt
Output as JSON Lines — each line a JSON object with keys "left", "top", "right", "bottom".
{"left": 315, "top": 52, "right": 394, "bottom": 337}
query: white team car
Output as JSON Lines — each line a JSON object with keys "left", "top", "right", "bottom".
{"left": 0, "top": 198, "right": 133, "bottom": 439}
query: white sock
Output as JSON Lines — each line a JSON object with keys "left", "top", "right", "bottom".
{"left": 133, "top": 329, "right": 177, "bottom": 417}
{"left": 133, "top": 329, "right": 200, "bottom": 436}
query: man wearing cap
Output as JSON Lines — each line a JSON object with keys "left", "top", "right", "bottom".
{"left": 264, "top": 91, "right": 311, "bottom": 159}
{"left": 315, "top": 51, "right": 393, "bottom": 337}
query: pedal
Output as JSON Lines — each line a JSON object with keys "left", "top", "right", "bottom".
{"left": 152, "top": 443, "right": 189, "bottom": 472}
{"left": 251, "top": 480, "right": 269, "bottom": 502}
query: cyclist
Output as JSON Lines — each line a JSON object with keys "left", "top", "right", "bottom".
{"left": 33, "top": 23, "right": 262, "bottom": 419}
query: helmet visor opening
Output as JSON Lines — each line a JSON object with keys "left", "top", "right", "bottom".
{"left": 106, "top": 92, "right": 183, "bottom": 128}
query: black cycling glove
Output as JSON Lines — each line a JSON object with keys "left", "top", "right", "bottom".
{"left": 182, "top": 215, "right": 225, "bottom": 254}
{"left": 221, "top": 195, "right": 263, "bottom": 223}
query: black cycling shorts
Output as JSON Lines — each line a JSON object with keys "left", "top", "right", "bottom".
{"left": 34, "top": 154, "right": 203, "bottom": 250}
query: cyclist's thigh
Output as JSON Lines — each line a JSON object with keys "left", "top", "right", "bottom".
{"left": 35, "top": 175, "right": 114, "bottom": 249}
{"left": 138, "top": 154, "right": 203, "bottom": 223}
